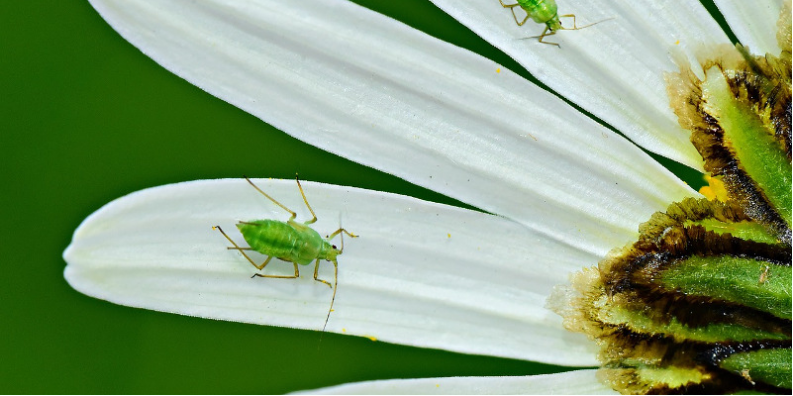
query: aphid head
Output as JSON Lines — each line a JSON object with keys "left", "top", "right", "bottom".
{"left": 547, "top": 15, "right": 562, "bottom": 32}
{"left": 322, "top": 242, "right": 341, "bottom": 261}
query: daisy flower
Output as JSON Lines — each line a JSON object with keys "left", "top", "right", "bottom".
{"left": 64, "top": 0, "right": 791, "bottom": 393}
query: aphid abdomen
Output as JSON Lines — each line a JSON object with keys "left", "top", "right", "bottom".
{"left": 519, "top": 0, "right": 557, "bottom": 24}
{"left": 288, "top": 221, "right": 325, "bottom": 265}
{"left": 237, "top": 220, "right": 298, "bottom": 260}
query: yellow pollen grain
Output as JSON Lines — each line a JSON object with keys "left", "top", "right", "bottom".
{"left": 447, "top": 233, "right": 451, "bottom": 238}
{"left": 364, "top": 335, "right": 377, "bottom": 342}
{"left": 675, "top": 39, "right": 680, "bottom": 45}
{"left": 699, "top": 174, "right": 729, "bottom": 202}
{"left": 496, "top": 68, "right": 501, "bottom": 73}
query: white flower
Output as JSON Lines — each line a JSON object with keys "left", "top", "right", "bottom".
{"left": 63, "top": 0, "right": 784, "bottom": 393}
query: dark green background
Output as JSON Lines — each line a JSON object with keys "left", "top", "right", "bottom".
{"left": 2, "top": 1, "right": 721, "bottom": 393}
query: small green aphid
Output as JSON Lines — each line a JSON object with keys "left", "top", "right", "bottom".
{"left": 213, "top": 175, "right": 357, "bottom": 331}
{"left": 499, "top": 0, "right": 603, "bottom": 47}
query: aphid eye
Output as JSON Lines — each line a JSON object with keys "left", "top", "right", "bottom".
{"left": 332, "top": 244, "right": 337, "bottom": 250}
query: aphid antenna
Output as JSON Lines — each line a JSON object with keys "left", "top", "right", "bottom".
{"left": 320, "top": 213, "right": 356, "bottom": 336}
{"left": 321, "top": 218, "right": 343, "bottom": 334}
{"left": 317, "top": 260, "right": 339, "bottom": 348}
{"left": 559, "top": 15, "right": 615, "bottom": 32}
{"left": 320, "top": 260, "right": 338, "bottom": 333}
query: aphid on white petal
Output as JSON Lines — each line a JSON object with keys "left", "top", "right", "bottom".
{"left": 498, "top": 0, "right": 609, "bottom": 47}
{"left": 213, "top": 175, "right": 357, "bottom": 332}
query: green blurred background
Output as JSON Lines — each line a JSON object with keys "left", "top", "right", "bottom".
{"left": 1, "top": 0, "right": 720, "bottom": 393}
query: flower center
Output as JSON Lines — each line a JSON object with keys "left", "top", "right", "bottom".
{"left": 550, "top": 5, "right": 792, "bottom": 394}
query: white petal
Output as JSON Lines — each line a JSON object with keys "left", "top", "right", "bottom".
{"left": 430, "top": 0, "right": 728, "bottom": 170}
{"left": 295, "top": 369, "right": 614, "bottom": 395}
{"left": 713, "top": 0, "right": 785, "bottom": 55}
{"left": 64, "top": 179, "right": 598, "bottom": 365}
{"left": 89, "top": 0, "right": 697, "bottom": 257}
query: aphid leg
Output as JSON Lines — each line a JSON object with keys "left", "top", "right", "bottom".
{"left": 320, "top": 259, "right": 339, "bottom": 332}
{"left": 252, "top": 261, "right": 300, "bottom": 279}
{"left": 327, "top": 228, "right": 359, "bottom": 253}
{"left": 313, "top": 259, "right": 332, "bottom": 289}
{"left": 214, "top": 225, "right": 267, "bottom": 269}
{"left": 498, "top": 0, "right": 530, "bottom": 26}
{"left": 213, "top": 225, "right": 246, "bottom": 249}
{"left": 497, "top": 0, "right": 518, "bottom": 7}
{"left": 560, "top": 14, "right": 578, "bottom": 29}
{"left": 244, "top": 176, "right": 297, "bottom": 221}
{"left": 533, "top": 26, "right": 560, "bottom": 47}
{"left": 250, "top": 256, "right": 274, "bottom": 272}
{"left": 214, "top": 225, "right": 298, "bottom": 277}
{"left": 511, "top": 9, "right": 531, "bottom": 26}
{"left": 294, "top": 173, "right": 318, "bottom": 225}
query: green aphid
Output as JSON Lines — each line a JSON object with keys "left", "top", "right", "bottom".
{"left": 498, "top": 0, "right": 605, "bottom": 47}
{"left": 213, "top": 176, "right": 357, "bottom": 331}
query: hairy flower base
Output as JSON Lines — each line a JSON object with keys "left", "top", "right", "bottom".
{"left": 665, "top": 8, "right": 792, "bottom": 244}
{"left": 552, "top": 8, "right": 792, "bottom": 392}
{"left": 551, "top": 199, "right": 791, "bottom": 394}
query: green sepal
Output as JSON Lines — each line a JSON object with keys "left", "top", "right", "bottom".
{"left": 701, "top": 67, "right": 792, "bottom": 228}
{"left": 660, "top": 256, "right": 792, "bottom": 320}
{"left": 602, "top": 303, "right": 789, "bottom": 343}
{"left": 599, "top": 366, "right": 710, "bottom": 394}
{"left": 719, "top": 348, "right": 792, "bottom": 389}
{"left": 686, "top": 218, "right": 781, "bottom": 245}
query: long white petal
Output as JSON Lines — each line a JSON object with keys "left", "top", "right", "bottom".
{"left": 713, "top": 0, "right": 785, "bottom": 55}
{"left": 295, "top": 369, "right": 614, "bottom": 395}
{"left": 88, "top": 0, "right": 697, "bottom": 257}
{"left": 64, "top": 179, "right": 598, "bottom": 365}
{"left": 430, "top": 0, "right": 728, "bottom": 170}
